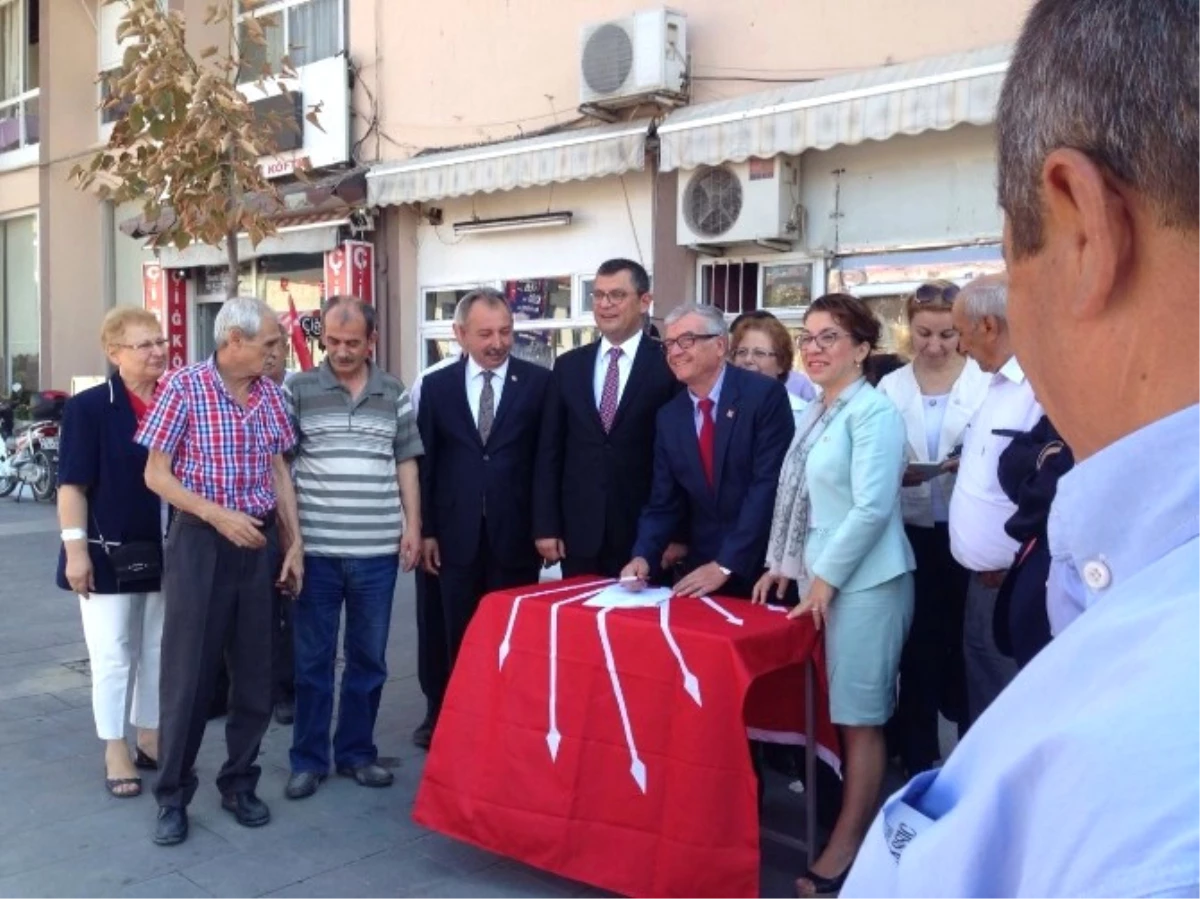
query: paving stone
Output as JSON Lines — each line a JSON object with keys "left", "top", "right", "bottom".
{"left": 117, "top": 872, "right": 214, "bottom": 898}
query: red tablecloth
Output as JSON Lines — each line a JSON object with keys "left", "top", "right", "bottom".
{"left": 413, "top": 577, "right": 839, "bottom": 898}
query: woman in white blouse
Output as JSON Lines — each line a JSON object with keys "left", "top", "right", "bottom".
{"left": 876, "top": 281, "right": 989, "bottom": 776}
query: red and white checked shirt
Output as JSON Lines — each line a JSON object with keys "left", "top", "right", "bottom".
{"left": 135, "top": 357, "right": 297, "bottom": 517}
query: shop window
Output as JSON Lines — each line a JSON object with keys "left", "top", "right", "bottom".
{"left": 0, "top": 0, "right": 39, "bottom": 156}
{"left": 237, "top": 0, "right": 341, "bottom": 83}
{"left": 420, "top": 275, "right": 597, "bottom": 371}
{"left": 0, "top": 214, "right": 39, "bottom": 392}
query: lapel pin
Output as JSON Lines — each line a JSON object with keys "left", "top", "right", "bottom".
{"left": 726, "top": 409, "right": 735, "bottom": 419}
{"left": 511, "top": 374, "right": 518, "bottom": 382}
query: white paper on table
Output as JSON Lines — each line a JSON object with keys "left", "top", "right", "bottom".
{"left": 583, "top": 585, "right": 675, "bottom": 609}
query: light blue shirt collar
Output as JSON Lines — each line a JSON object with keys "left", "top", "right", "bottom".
{"left": 688, "top": 363, "right": 727, "bottom": 414}
{"left": 1048, "top": 404, "right": 1200, "bottom": 610}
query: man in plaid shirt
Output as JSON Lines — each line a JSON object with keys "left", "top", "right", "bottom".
{"left": 136, "top": 296, "right": 303, "bottom": 847}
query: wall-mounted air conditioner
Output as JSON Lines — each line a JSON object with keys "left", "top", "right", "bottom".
{"left": 676, "top": 158, "right": 800, "bottom": 248}
{"left": 579, "top": 8, "right": 688, "bottom": 110}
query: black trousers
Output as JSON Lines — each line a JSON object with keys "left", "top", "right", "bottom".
{"left": 890, "top": 523, "right": 970, "bottom": 774}
{"left": 271, "top": 586, "right": 294, "bottom": 704}
{"left": 439, "top": 522, "right": 539, "bottom": 670}
{"left": 561, "top": 542, "right": 629, "bottom": 580}
{"left": 414, "top": 567, "right": 449, "bottom": 720}
{"left": 155, "top": 513, "right": 275, "bottom": 808}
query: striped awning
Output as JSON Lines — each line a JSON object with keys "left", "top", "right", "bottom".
{"left": 368, "top": 120, "right": 649, "bottom": 207}
{"left": 658, "top": 44, "right": 1011, "bottom": 172}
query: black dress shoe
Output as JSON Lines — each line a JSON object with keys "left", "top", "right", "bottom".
{"left": 221, "top": 790, "right": 271, "bottom": 827}
{"left": 336, "top": 762, "right": 394, "bottom": 787}
{"left": 412, "top": 718, "right": 434, "bottom": 750}
{"left": 152, "top": 806, "right": 188, "bottom": 846}
{"left": 273, "top": 700, "right": 295, "bottom": 725}
{"left": 284, "top": 771, "right": 325, "bottom": 800}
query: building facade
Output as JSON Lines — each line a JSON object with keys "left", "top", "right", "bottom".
{"left": 0, "top": 0, "right": 1031, "bottom": 391}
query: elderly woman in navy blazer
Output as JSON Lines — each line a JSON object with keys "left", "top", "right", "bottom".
{"left": 753, "top": 294, "right": 915, "bottom": 897}
{"left": 56, "top": 307, "right": 168, "bottom": 798}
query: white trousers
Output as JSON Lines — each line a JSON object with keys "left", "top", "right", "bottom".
{"left": 78, "top": 591, "right": 165, "bottom": 740}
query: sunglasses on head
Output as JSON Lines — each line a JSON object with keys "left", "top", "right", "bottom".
{"left": 913, "top": 283, "right": 961, "bottom": 305}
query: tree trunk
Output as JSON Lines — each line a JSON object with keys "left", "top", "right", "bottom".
{"left": 225, "top": 227, "right": 239, "bottom": 299}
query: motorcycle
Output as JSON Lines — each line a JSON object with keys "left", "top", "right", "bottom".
{"left": 0, "top": 383, "right": 66, "bottom": 502}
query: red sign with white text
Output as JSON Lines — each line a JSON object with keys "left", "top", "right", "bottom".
{"left": 142, "top": 262, "right": 189, "bottom": 369}
{"left": 324, "top": 240, "right": 374, "bottom": 305}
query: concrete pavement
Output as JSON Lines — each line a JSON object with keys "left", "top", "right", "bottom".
{"left": 0, "top": 499, "right": 814, "bottom": 897}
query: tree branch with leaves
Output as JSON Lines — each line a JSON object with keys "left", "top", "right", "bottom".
{"left": 72, "top": 0, "right": 322, "bottom": 298}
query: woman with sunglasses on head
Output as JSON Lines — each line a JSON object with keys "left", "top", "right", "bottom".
{"left": 752, "top": 294, "right": 916, "bottom": 897}
{"left": 875, "top": 281, "right": 989, "bottom": 778}
{"left": 730, "top": 315, "right": 809, "bottom": 424}
{"left": 56, "top": 307, "right": 169, "bottom": 798}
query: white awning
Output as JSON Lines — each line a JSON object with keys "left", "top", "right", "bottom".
{"left": 155, "top": 221, "right": 345, "bottom": 268}
{"left": 658, "top": 44, "right": 1011, "bottom": 172}
{"left": 368, "top": 120, "right": 649, "bottom": 207}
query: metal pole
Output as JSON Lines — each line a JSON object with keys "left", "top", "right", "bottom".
{"left": 805, "top": 656, "right": 817, "bottom": 868}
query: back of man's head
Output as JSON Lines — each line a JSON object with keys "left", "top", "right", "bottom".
{"left": 998, "top": 0, "right": 1198, "bottom": 258}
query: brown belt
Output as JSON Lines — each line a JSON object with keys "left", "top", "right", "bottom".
{"left": 975, "top": 569, "right": 1008, "bottom": 590}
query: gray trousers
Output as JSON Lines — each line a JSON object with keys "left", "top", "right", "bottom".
{"left": 963, "top": 572, "right": 1019, "bottom": 725}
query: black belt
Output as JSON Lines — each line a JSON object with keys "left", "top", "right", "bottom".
{"left": 176, "top": 508, "right": 277, "bottom": 531}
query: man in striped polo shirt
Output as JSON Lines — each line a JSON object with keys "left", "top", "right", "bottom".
{"left": 282, "top": 295, "right": 424, "bottom": 800}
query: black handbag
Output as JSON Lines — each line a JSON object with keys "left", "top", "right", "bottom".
{"left": 93, "top": 517, "right": 162, "bottom": 585}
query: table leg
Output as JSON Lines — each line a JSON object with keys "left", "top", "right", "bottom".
{"left": 805, "top": 657, "right": 817, "bottom": 869}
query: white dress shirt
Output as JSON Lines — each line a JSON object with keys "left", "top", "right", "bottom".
{"left": 948, "top": 356, "right": 1043, "bottom": 571}
{"left": 592, "top": 331, "right": 643, "bottom": 409}
{"left": 465, "top": 355, "right": 510, "bottom": 427}
{"left": 843, "top": 404, "right": 1200, "bottom": 898}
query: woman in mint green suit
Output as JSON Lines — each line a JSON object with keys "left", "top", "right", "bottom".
{"left": 753, "top": 294, "right": 915, "bottom": 897}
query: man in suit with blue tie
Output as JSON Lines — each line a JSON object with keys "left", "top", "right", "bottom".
{"left": 418, "top": 289, "right": 551, "bottom": 668}
{"left": 533, "top": 259, "right": 682, "bottom": 578}
{"left": 622, "top": 303, "right": 795, "bottom": 598}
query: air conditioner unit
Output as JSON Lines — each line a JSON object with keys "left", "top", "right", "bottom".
{"left": 676, "top": 158, "right": 800, "bottom": 248}
{"left": 579, "top": 9, "right": 688, "bottom": 109}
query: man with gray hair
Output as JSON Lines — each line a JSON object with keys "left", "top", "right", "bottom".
{"left": 844, "top": 0, "right": 1198, "bottom": 894}
{"left": 137, "top": 296, "right": 302, "bottom": 847}
{"left": 947, "top": 274, "right": 1042, "bottom": 724}
{"left": 622, "top": 303, "right": 794, "bottom": 598}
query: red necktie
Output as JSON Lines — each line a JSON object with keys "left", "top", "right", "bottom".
{"left": 697, "top": 397, "right": 715, "bottom": 486}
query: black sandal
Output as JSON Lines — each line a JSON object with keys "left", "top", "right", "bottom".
{"left": 105, "top": 776, "right": 142, "bottom": 798}
{"left": 795, "top": 865, "right": 850, "bottom": 897}
{"left": 134, "top": 748, "right": 159, "bottom": 771}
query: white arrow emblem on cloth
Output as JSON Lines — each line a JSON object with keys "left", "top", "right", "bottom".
{"left": 545, "top": 588, "right": 607, "bottom": 760}
{"left": 498, "top": 579, "right": 612, "bottom": 670}
{"left": 596, "top": 607, "right": 647, "bottom": 793}
{"left": 697, "top": 595, "right": 744, "bottom": 626}
{"left": 659, "top": 599, "right": 701, "bottom": 706}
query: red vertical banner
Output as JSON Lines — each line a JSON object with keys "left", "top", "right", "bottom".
{"left": 142, "top": 261, "right": 164, "bottom": 322}
{"left": 324, "top": 240, "right": 375, "bottom": 305}
{"left": 165, "top": 269, "right": 189, "bottom": 369}
{"left": 143, "top": 262, "right": 189, "bottom": 369}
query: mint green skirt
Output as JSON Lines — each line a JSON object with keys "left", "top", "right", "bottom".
{"left": 824, "top": 572, "right": 914, "bottom": 726}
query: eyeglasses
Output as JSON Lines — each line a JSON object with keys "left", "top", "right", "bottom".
{"left": 116, "top": 338, "right": 169, "bottom": 353}
{"left": 591, "top": 289, "right": 638, "bottom": 307}
{"left": 732, "top": 347, "right": 777, "bottom": 362}
{"left": 913, "top": 283, "right": 960, "bottom": 305}
{"left": 796, "top": 329, "right": 847, "bottom": 351}
{"left": 662, "top": 332, "right": 720, "bottom": 353}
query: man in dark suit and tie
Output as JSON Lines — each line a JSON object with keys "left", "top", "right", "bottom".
{"left": 533, "top": 259, "right": 682, "bottom": 578}
{"left": 418, "top": 288, "right": 551, "bottom": 668}
{"left": 622, "top": 303, "right": 795, "bottom": 599}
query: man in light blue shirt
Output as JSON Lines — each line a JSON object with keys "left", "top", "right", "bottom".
{"left": 843, "top": 0, "right": 1199, "bottom": 895}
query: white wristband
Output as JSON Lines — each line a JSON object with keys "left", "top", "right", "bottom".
{"left": 61, "top": 528, "right": 87, "bottom": 542}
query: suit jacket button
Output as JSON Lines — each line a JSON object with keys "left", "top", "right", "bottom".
{"left": 482, "top": 454, "right": 490, "bottom": 462}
